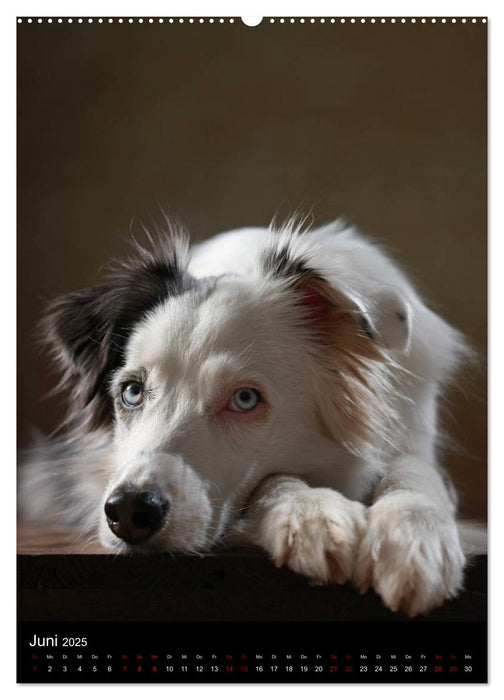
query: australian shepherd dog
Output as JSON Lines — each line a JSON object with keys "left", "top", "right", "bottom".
{"left": 18, "top": 218, "right": 486, "bottom": 616}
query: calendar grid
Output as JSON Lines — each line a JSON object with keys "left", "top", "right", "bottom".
{"left": 18, "top": 620, "right": 487, "bottom": 683}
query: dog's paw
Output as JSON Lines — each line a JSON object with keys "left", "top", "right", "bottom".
{"left": 258, "top": 488, "right": 367, "bottom": 584}
{"left": 354, "top": 495, "right": 465, "bottom": 617}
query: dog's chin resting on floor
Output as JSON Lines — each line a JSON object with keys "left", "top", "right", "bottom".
{"left": 18, "top": 218, "right": 486, "bottom": 617}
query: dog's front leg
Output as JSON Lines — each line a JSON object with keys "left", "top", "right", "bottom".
{"left": 354, "top": 455, "right": 466, "bottom": 617}
{"left": 245, "top": 475, "right": 367, "bottom": 585}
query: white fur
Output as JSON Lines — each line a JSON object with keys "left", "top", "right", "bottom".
{"left": 246, "top": 474, "right": 367, "bottom": 585}
{"left": 19, "top": 219, "right": 485, "bottom": 616}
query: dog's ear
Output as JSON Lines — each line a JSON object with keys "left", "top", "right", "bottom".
{"left": 360, "top": 289, "right": 412, "bottom": 352}
{"left": 262, "top": 242, "right": 410, "bottom": 454}
{"left": 263, "top": 244, "right": 412, "bottom": 353}
{"left": 42, "top": 236, "right": 190, "bottom": 429}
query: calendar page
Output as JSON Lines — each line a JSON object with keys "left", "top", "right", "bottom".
{"left": 17, "top": 13, "right": 487, "bottom": 683}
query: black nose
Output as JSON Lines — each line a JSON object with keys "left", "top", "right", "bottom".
{"left": 104, "top": 488, "right": 169, "bottom": 544}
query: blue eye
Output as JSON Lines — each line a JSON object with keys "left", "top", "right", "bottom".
{"left": 121, "top": 382, "right": 144, "bottom": 408}
{"left": 231, "top": 388, "right": 261, "bottom": 412}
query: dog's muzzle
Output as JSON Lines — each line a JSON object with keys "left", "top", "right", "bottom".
{"left": 104, "top": 488, "right": 169, "bottom": 545}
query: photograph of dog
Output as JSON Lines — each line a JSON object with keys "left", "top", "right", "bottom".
{"left": 16, "top": 16, "right": 486, "bottom": 636}
{"left": 18, "top": 217, "right": 486, "bottom": 618}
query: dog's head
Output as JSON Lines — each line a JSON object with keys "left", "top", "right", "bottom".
{"left": 43, "top": 226, "right": 410, "bottom": 553}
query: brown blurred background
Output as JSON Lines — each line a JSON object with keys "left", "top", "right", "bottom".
{"left": 17, "top": 19, "right": 487, "bottom": 519}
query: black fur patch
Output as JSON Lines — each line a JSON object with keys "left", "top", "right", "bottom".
{"left": 359, "top": 314, "right": 375, "bottom": 341}
{"left": 43, "top": 236, "right": 194, "bottom": 430}
{"left": 262, "top": 245, "right": 324, "bottom": 282}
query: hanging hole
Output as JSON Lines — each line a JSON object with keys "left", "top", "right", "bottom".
{"left": 241, "top": 17, "right": 263, "bottom": 27}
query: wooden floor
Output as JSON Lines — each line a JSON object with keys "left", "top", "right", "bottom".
{"left": 17, "top": 524, "right": 108, "bottom": 554}
{"left": 17, "top": 524, "right": 487, "bottom": 623}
